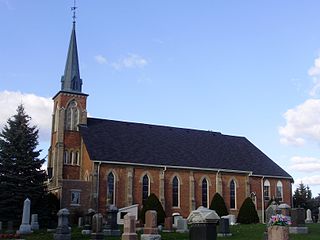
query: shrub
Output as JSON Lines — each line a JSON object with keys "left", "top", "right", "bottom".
{"left": 140, "top": 193, "right": 166, "bottom": 225}
{"left": 209, "top": 193, "right": 228, "bottom": 217}
{"left": 237, "top": 197, "right": 259, "bottom": 224}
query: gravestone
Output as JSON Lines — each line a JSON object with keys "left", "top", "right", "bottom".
{"left": 176, "top": 218, "right": 188, "bottom": 233}
{"left": 221, "top": 215, "right": 236, "bottom": 225}
{"left": 218, "top": 217, "right": 232, "bottom": 237}
{"left": 82, "top": 208, "right": 96, "bottom": 235}
{"left": 305, "top": 209, "right": 313, "bottom": 223}
{"left": 141, "top": 210, "right": 161, "bottom": 240}
{"left": 172, "top": 213, "right": 182, "bottom": 229}
{"left": 0, "top": 221, "right": 2, "bottom": 232}
{"left": 188, "top": 206, "right": 220, "bottom": 240}
{"left": 54, "top": 208, "right": 71, "bottom": 240}
{"left": 103, "top": 205, "right": 121, "bottom": 236}
{"left": 6, "top": 221, "right": 14, "bottom": 234}
{"left": 318, "top": 207, "right": 320, "bottom": 223}
{"left": 31, "top": 214, "right": 39, "bottom": 231}
{"left": 278, "top": 203, "right": 291, "bottom": 216}
{"left": 121, "top": 213, "right": 137, "bottom": 240}
{"left": 289, "top": 208, "right": 308, "bottom": 234}
{"left": 163, "top": 217, "right": 173, "bottom": 232}
{"left": 265, "top": 201, "right": 278, "bottom": 223}
{"left": 18, "top": 198, "right": 32, "bottom": 235}
{"left": 91, "top": 213, "right": 104, "bottom": 240}
{"left": 78, "top": 217, "right": 83, "bottom": 228}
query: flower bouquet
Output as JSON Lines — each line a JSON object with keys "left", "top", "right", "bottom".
{"left": 268, "top": 214, "right": 291, "bottom": 226}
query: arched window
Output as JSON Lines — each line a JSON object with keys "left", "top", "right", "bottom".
{"left": 276, "top": 181, "right": 283, "bottom": 202}
{"left": 202, "top": 178, "right": 209, "bottom": 207}
{"left": 230, "top": 179, "right": 236, "bottom": 209}
{"left": 74, "top": 151, "right": 79, "bottom": 165}
{"left": 142, "top": 174, "right": 150, "bottom": 204}
{"left": 172, "top": 176, "right": 179, "bottom": 207}
{"left": 107, "top": 172, "right": 115, "bottom": 205}
{"left": 264, "top": 180, "right": 270, "bottom": 201}
{"left": 69, "top": 151, "right": 74, "bottom": 165}
{"left": 65, "top": 100, "right": 79, "bottom": 131}
{"left": 63, "top": 150, "right": 69, "bottom": 164}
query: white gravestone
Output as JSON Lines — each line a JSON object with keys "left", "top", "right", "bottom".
{"left": 31, "top": 214, "right": 39, "bottom": 230}
{"left": 18, "top": 198, "right": 32, "bottom": 234}
{"left": 305, "top": 209, "right": 313, "bottom": 223}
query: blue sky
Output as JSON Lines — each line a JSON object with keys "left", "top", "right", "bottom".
{"left": 1, "top": 0, "right": 320, "bottom": 196}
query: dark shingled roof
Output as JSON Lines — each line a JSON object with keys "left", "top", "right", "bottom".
{"left": 79, "top": 118, "right": 292, "bottom": 179}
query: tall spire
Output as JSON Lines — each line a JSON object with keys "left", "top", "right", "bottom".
{"left": 61, "top": 2, "right": 82, "bottom": 93}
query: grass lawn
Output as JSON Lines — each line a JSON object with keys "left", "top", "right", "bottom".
{"left": 20, "top": 223, "right": 319, "bottom": 240}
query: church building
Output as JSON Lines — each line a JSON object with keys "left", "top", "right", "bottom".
{"left": 47, "top": 20, "right": 293, "bottom": 222}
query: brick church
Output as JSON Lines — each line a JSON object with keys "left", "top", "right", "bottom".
{"left": 47, "top": 21, "right": 293, "bottom": 222}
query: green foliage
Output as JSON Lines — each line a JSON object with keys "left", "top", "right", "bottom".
{"left": 293, "top": 182, "right": 312, "bottom": 209}
{"left": 140, "top": 193, "right": 166, "bottom": 225}
{"left": 0, "top": 105, "right": 47, "bottom": 225}
{"left": 237, "top": 197, "right": 259, "bottom": 224}
{"left": 209, "top": 192, "right": 228, "bottom": 217}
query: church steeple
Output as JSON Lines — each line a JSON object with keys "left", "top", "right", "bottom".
{"left": 61, "top": 21, "right": 82, "bottom": 93}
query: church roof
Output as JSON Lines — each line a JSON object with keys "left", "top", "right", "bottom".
{"left": 79, "top": 118, "right": 292, "bottom": 179}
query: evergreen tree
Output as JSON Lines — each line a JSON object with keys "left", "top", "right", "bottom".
{"left": 0, "top": 104, "right": 47, "bottom": 225}
{"left": 293, "top": 182, "right": 312, "bottom": 209}
{"left": 209, "top": 193, "right": 229, "bottom": 217}
{"left": 139, "top": 193, "right": 166, "bottom": 225}
{"left": 237, "top": 197, "right": 259, "bottom": 224}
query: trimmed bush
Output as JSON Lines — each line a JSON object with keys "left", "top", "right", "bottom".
{"left": 237, "top": 197, "right": 259, "bottom": 224}
{"left": 209, "top": 193, "right": 228, "bottom": 217}
{"left": 140, "top": 193, "right": 166, "bottom": 225}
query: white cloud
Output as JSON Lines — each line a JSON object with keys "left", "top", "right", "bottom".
{"left": 308, "top": 56, "right": 320, "bottom": 97}
{"left": 289, "top": 156, "right": 320, "bottom": 172}
{"left": 0, "top": 91, "right": 52, "bottom": 142}
{"left": 295, "top": 175, "right": 320, "bottom": 187}
{"left": 112, "top": 53, "right": 148, "bottom": 70}
{"left": 94, "top": 54, "right": 108, "bottom": 64}
{"left": 279, "top": 99, "right": 320, "bottom": 146}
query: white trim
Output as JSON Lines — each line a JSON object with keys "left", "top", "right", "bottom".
{"left": 92, "top": 160, "right": 253, "bottom": 175}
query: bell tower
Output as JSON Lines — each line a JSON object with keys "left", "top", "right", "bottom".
{"left": 47, "top": 13, "right": 88, "bottom": 194}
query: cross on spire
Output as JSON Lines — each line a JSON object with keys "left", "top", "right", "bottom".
{"left": 71, "top": 0, "right": 77, "bottom": 24}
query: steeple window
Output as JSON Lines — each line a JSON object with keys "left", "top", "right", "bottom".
{"left": 65, "top": 100, "right": 79, "bottom": 131}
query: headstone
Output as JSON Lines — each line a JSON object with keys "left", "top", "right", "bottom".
{"left": 318, "top": 207, "right": 320, "bottom": 223}
{"left": 53, "top": 208, "right": 71, "bottom": 240}
{"left": 78, "top": 217, "right": 83, "bottom": 228}
{"left": 176, "top": 218, "right": 188, "bottom": 233}
{"left": 172, "top": 213, "right": 182, "bottom": 229}
{"left": 103, "top": 205, "right": 121, "bottom": 236}
{"left": 0, "top": 221, "right": 2, "bottom": 232}
{"left": 141, "top": 210, "right": 161, "bottom": 240}
{"left": 188, "top": 206, "right": 220, "bottom": 240}
{"left": 31, "top": 214, "right": 39, "bottom": 231}
{"left": 6, "top": 221, "right": 14, "bottom": 234}
{"left": 265, "top": 201, "right": 278, "bottom": 223}
{"left": 218, "top": 218, "right": 232, "bottom": 237}
{"left": 278, "top": 203, "right": 291, "bottom": 216}
{"left": 82, "top": 209, "right": 96, "bottom": 235}
{"left": 91, "top": 213, "right": 104, "bottom": 240}
{"left": 117, "top": 204, "right": 139, "bottom": 225}
{"left": 305, "top": 209, "right": 313, "bottom": 223}
{"left": 289, "top": 208, "right": 308, "bottom": 234}
{"left": 163, "top": 217, "right": 173, "bottom": 232}
{"left": 18, "top": 198, "right": 32, "bottom": 234}
{"left": 121, "top": 213, "right": 137, "bottom": 240}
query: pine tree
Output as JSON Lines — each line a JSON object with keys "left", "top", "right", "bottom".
{"left": 293, "top": 182, "right": 312, "bottom": 209}
{"left": 139, "top": 193, "right": 166, "bottom": 225}
{"left": 209, "top": 193, "right": 229, "bottom": 217}
{"left": 0, "top": 104, "right": 47, "bottom": 225}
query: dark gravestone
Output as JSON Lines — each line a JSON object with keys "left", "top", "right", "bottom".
{"left": 103, "top": 205, "right": 120, "bottom": 236}
{"left": 6, "top": 221, "right": 14, "bottom": 234}
{"left": 190, "top": 222, "right": 217, "bottom": 240}
{"left": 291, "top": 208, "right": 305, "bottom": 227}
{"left": 219, "top": 218, "right": 231, "bottom": 236}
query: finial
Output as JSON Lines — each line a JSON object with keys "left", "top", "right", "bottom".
{"left": 71, "top": 0, "right": 77, "bottom": 24}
